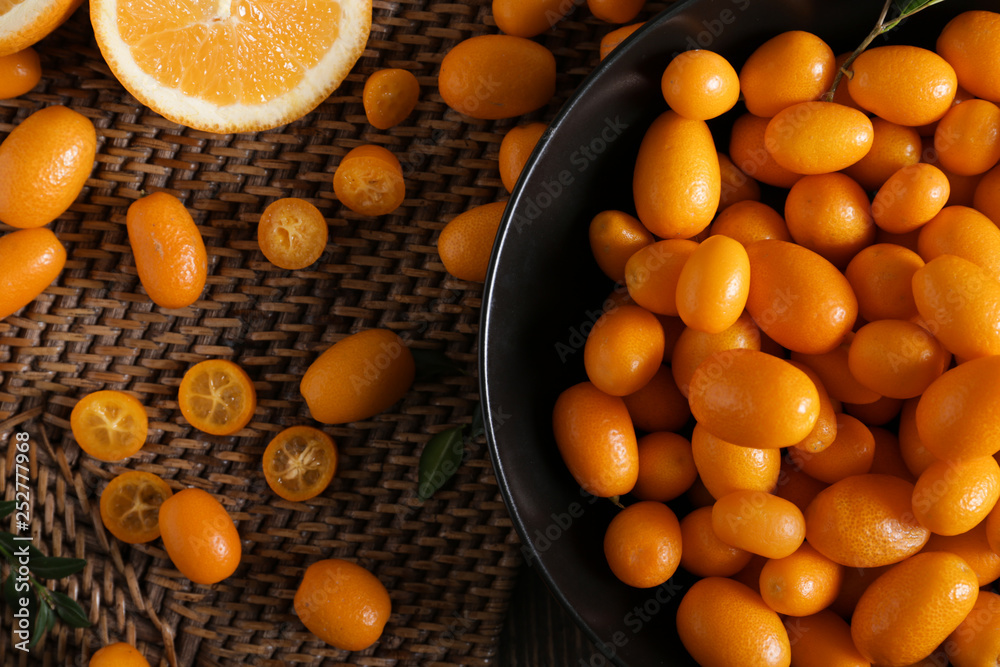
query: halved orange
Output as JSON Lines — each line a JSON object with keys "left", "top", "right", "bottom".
{"left": 178, "top": 359, "right": 256, "bottom": 436}
{"left": 99, "top": 470, "right": 173, "bottom": 544}
{"left": 70, "top": 390, "right": 149, "bottom": 462}
{"left": 89, "top": 0, "right": 373, "bottom": 133}
{"left": 0, "top": 0, "right": 83, "bottom": 57}
{"left": 262, "top": 426, "right": 337, "bottom": 502}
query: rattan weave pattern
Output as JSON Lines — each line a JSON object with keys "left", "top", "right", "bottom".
{"left": 0, "top": 1, "right": 669, "bottom": 664}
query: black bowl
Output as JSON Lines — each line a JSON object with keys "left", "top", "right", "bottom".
{"left": 480, "top": 1, "right": 985, "bottom": 664}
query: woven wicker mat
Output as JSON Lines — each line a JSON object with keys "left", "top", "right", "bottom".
{"left": 0, "top": 1, "right": 672, "bottom": 664}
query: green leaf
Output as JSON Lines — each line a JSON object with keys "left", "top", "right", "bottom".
{"left": 29, "top": 592, "right": 53, "bottom": 648}
{"left": 469, "top": 403, "right": 485, "bottom": 440}
{"left": 412, "top": 349, "right": 464, "bottom": 382}
{"left": 418, "top": 426, "right": 466, "bottom": 501}
{"left": 0, "top": 531, "right": 16, "bottom": 558}
{"left": 29, "top": 556, "right": 87, "bottom": 580}
{"left": 893, "top": 0, "right": 945, "bottom": 15}
{"left": 2, "top": 574, "right": 19, "bottom": 608}
{"left": 0, "top": 501, "right": 15, "bottom": 520}
{"left": 50, "top": 591, "right": 91, "bottom": 628}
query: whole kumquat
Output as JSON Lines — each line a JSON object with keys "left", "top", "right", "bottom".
{"left": 872, "top": 163, "right": 951, "bottom": 235}
{"left": 691, "top": 423, "right": 780, "bottom": 500}
{"left": 759, "top": 541, "right": 843, "bottom": 617}
{"left": 851, "top": 552, "right": 979, "bottom": 666}
{"left": 934, "top": 98, "right": 1000, "bottom": 176}
{"left": 333, "top": 144, "right": 405, "bottom": 216}
{"left": 679, "top": 506, "right": 752, "bottom": 578}
{"left": 729, "top": 113, "right": 804, "bottom": 189}
{"left": 0, "top": 227, "right": 66, "bottom": 321}
{"left": 764, "top": 101, "right": 874, "bottom": 175}
{"left": 670, "top": 312, "right": 761, "bottom": 398}
{"left": 587, "top": 0, "right": 643, "bottom": 24}
{"left": 603, "top": 500, "right": 681, "bottom": 588}
{"left": 675, "top": 234, "right": 750, "bottom": 334}
{"left": 676, "top": 577, "right": 791, "bottom": 667}
{"left": 438, "top": 34, "right": 555, "bottom": 118}
{"left": 922, "top": 521, "right": 1000, "bottom": 587}
{"left": 709, "top": 200, "right": 789, "bottom": 246}
{"left": 0, "top": 105, "right": 96, "bottom": 229}
{"left": 912, "top": 456, "right": 1000, "bottom": 537}
{"left": 660, "top": 49, "right": 740, "bottom": 121}
{"left": 633, "top": 110, "right": 720, "bottom": 239}
{"left": 842, "top": 117, "right": 922, "bottom": 192}
{"left": 437, "top": 201, "right": 506, "bottom": 282}
{"left": 583, "top": 303, "right": 665, "bottom": 397}
{"left": 788, "top": 413, "right": 874, "bottom": 484}
{"left": 294, "top": 558, "right": 391, "bottom": 651}
{"left": 847, "top": 319, "right": 949, "bottom": 399}
{"left": 598, "top": 22, "right": 643, "bottom": 61}
{"left": 300, "top": 328, "right": 415, "bottom": 425}
{"left": 491, "top": 0, "right": 574, "bottom": 37}
{"left": 738, "top": 30, "right": 834, "bottom": 119}
{"left": 126, "top": 192, "right": 207, "bottom": 309}
{"left": 158, "top": 488, "right": 241, "bottom": 585}
{"left": 711, "top": 490, "right": 806, "bottom": 560}
{"left": 847, "top": 45, "right": 957, "bottom": 127}
{"left": 89, "top": 643, "right": 150, "bottom": 667}
{"left": 946, "top": 590, "right": 1000, "bottom": 667}
{"left": 588, "top": 209, "right": 654, "bottom": 283}
{"left": 624, "top": 239, "right": 698, "bottom": 316}
{"left": 630, "top": 431, "right": 696, "bottom": 502}
{"left": 917, "top": 205, "right": 1000, "bottom": 283}
{"left": 782, "top": 172, "right": 875, "bottom": 269}
{"left": 552, "top": 382, "right": 638, "bottom": 498}
{"left": 0, "top": 47, "right": 41, "bottom": 99}
{"left": 782, "top": 610, "right": 868, "bottom": 667}
{"left": 936, "top": 10, "right": 1000, "bottom": 103}
{"left": 499, "top": 122, "right": 546, "bottom": 193}
{"left": 362, "top": 68, "right": 419, "bottom": 130}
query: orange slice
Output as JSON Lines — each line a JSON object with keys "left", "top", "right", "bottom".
{"left": 0, "top": 0, "right": 83, "bottom": 57}
{"left": 99, "top": 470, "right": 173, "bottom": 544}
{"left": 178, "top": 359, "right": 256, "bottom": 436}
{"left": 262, "top": 426, "right": 337, "bottom": 501}
{"left": 70, "top": 390, "right": 149, "bottom": 462}
{"left": 89, "top": 0, "right": 373, "bottom": 133}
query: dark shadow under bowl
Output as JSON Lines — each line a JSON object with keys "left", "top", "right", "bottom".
{"left": 480, "top": 1, "right": 986, "bottom": 664}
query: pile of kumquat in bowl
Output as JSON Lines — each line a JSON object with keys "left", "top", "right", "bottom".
{"left": 482, "top": 0, "right": 1000, "bottom": 665}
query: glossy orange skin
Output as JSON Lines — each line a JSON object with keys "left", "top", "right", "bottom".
{"left": 583, "top": 304, "right": 664, "bottom": 397}
{"left": 782, "top": 610, "right": 868, "bottom": 667}
{"left": 661, "top": 49, "right": 740, "bottom": 121}
{"left": 587, "top": 0, "right": 643, "bottom": 24}
{"left": 0, "top": 105, "right": 96, "bottom": 229}
{"left": 934, "top": 99, "right": 1000, "bottom": 176}
{"left": 0, "top": 227, "right": 66, "bottom": 320}
{"left": 437, "top": 201, "right": 506, "bottom": 282}
{"left": 783, "top": 173, "right": 875, "bottom": 269}
{"left": 178, "top": 359, "right": 256, "bottom": 436}
{"left": 588, "top": 209, "right": 653, "bottom": 283}
{"left": 0, "top": 48, "right": 41, "bottom": 99}
{"left": 622, "top": 365, "right": 690, "bottom": 434}
{"left": 89, "top": 642, "right": 150, "bottom": 667}
{"left": 671, "top": 311, "right": 761, "bottom": 398}
{"left": 294, "top": 558, "right": 391, "bottom": 651}
{"left": 99, "top": 470, "right": 172, "bottom": 544}
{"left": 717, "top": 154, "right": 762, "bottom": 211}
{"left": 0, "top": 0, "right": 82, "bottom": 58}
{"left": 923, "top": 521, "right": 1000, "bottom": 587}
{"left": 912, "top": 255, "right": 1000, "bottom": 360}
{"left": 913, "top": 456, "right": 1000, "bottom": 537}
{"left": 552, "top": 382, "right": 638, "bottom": 498}
{"left": 603, "top": 500, "right": 681, "bottom": 588}
{"left": 872, "top": 163, "right": 951, "bottom": 235}
{"left": 847, "top": 46, "right": 957, "bottom": 127}
{"left": 300, "top": 328, "right": 415, "bottom": 425}
{"left": 598, "top": 23, "right": 643, "bottom": 61}
{"left": 679, "top": 506, "right": 752, "bottom": 577}
{"left": 438, "top": 35, "right": 555, "bottom": 119}
{"left": 790, "top": 335, "right": 881, "bottom": 405}
{"left": 624, "top": 239, "right": 698, "bottom": 316}
{"left": 691, "top": 423, "right": 779, "bottom": 500}
{"left": 333, "top": 144, "right": 405, "bottom": 216}
{"left": 159, "top": 488, "right": 241, "bottom": 585}
{"left": 851, "top": 552, "right": 979, "bottom": 666}
{"left": 759, "top": 541, "right": 843, "bottom": 617}
{"left": 492, "top": 0, "right": 574, "bottom": 37}
{"left": 973, "top": 161, "right": 1000, "bottom": 224}
{"left": 499, "top": 122, "right": 546, "bottom": 193}
{"left": 676, "top": 577, "right": 791, "bottom": 667}
{"left": 786, "top": 360, "right": 837, "bottom": 454}
{"left": 764, "top": 101, "right": 873, "bottom": 175}
{"left": 709, "top": 200, "right": 789, "bottom": 246}
{"left": 631, "top": 431, "right": 696, "bottom": 502}
{"left": 946, "top": 590, "right": 1000, "bottom": 667}
{"left": 843, "top": 117, "right": 922, "bottom": 192}
{"left": 633, "top": 110, "right": 720, "bottom": 239}
{"left": 729, "top": 113, "right": 804, "bottom": 189}
{"left": 127, "top": 192, "right": 207, "bottom": 309}
{"left": 675, "top": 235, "right": 749, "bottom": 334}
{"left": 688, "top": 348, "right": 820, "bottom": 449}
{"left": 805, "top": 474, "right": 930, "bottom": 568}
{"left": 363, "top": 68, "right": 419, "bottom": 130}
{"left": 712, "top": 490, "right": 806, "bottom": 560}
{"left": 739, "top": 30, "right": 834, "bottom": 119}
{"left": 788, "top": 414, "right": 874, "bottom": 485}
{"left": 918, "top": 205, "right": 1000, "bottom": 283}
{"left": 257, "top": 197, "right": 328, "bottom": 270}
{"left": 937, "top": 10, "right": 1000, "bottom": 102}
{"left": 847, "top": 319, "right": 949, "bottom": 399}
{"left": 71, "top": 390, "right": 148, "bottom": 461}
{"left": 745, "top": 240, "right": 858, "bottom": 355}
